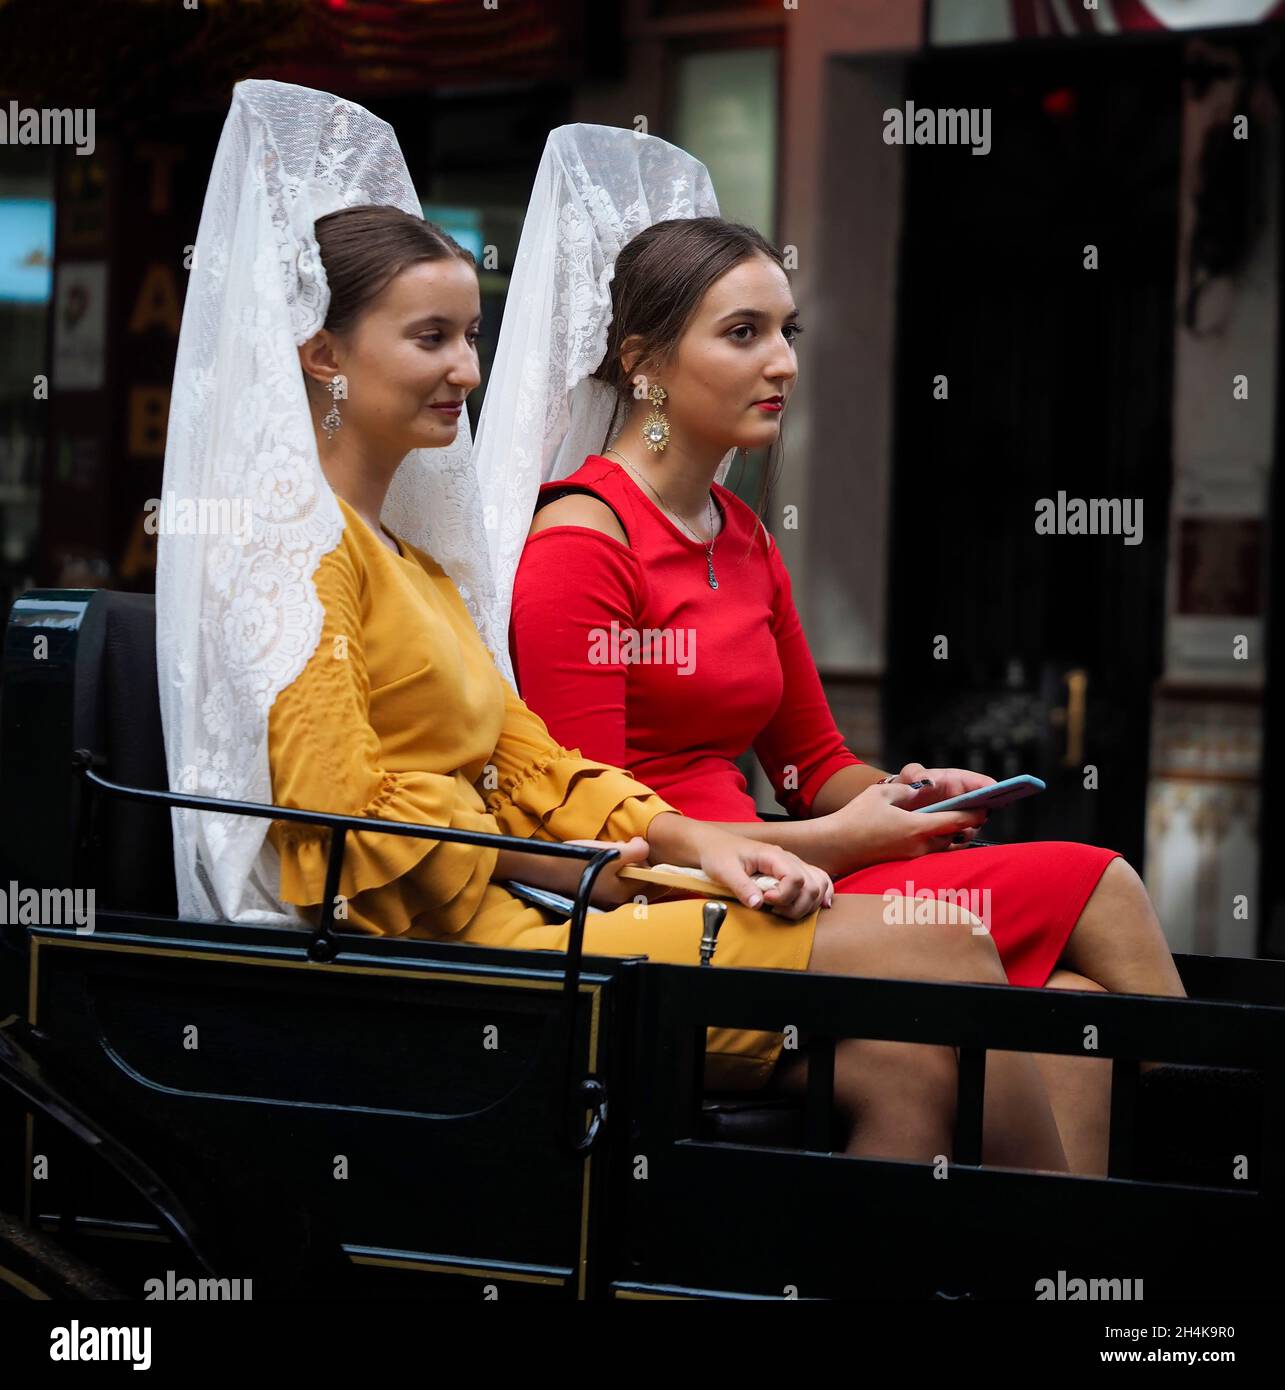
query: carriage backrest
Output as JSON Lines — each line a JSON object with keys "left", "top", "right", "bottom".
{"left": 1, "top": 589, "right": 176, "bottom": 916}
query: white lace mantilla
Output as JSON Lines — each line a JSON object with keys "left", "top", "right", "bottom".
{"left": 470, "top": 124, "right": 734, "bottom": 651}
{"left": 158, "top": 79, "right": 503, "bottom": 924}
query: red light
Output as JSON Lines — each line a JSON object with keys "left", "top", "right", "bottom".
{"left": 1043, "top": 88, "right": 1076, "bottom": 118}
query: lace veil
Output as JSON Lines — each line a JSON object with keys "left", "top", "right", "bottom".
{"left": 157, "top": 79, "right": 502, "bottom": 924}
{"left": 470, "top": 124, "right": 731, "bottom": 642}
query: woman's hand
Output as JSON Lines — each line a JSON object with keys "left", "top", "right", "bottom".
{"left": 645, "top": 814, "right": 832, "bottom": 920}
{"left": 693, "top": 831, "right": 833, "bottom": 921}
{"left": 818, "top": 779, "right": 990, "bottom": 872}
{"left": 889, "top": 763, "right": 995, "bottom": 805}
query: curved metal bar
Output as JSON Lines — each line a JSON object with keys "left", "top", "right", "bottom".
{"left": 563, "top": 849, "right": 621, "bottom": 1154}
{"left": 77, "top": 757, "right": 620, "bottom": 1161}
{"left": 0, "top": 1014, "right": 218, "bottom": 1276}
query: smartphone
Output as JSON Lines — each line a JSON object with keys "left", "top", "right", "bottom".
{"left": 910, "top": 774, "right": 1046, "bottom": 815}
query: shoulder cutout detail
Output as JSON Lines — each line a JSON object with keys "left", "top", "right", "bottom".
{"left": 529, "top": 489, "right": 630, "bottom": 546}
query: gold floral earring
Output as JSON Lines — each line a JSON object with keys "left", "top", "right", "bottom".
{"left": 641, "top": 383, "right": 669, "bottom": 453}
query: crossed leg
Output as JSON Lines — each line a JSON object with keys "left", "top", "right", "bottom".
{"left": 770, "top": 859, "right": 1185, "bottom": 1177}
{"left": 1026, "top": 969, "right": 1113, "bottom": 1176}
{"left": 769, "top": 893, "right": 1067, "bottom": 1173}
{"left": 1056, "top": 857, "right": 1186, "bottom": 1002}
{"left": 1027, "top": 858, "right": 1188, "bottom": 1175}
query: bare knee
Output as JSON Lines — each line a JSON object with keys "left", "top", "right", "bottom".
{"left": 813, "top": 896, "right": 1007, "bottom": 984}
{"left": 917, "top": 901, "right": 1007, "bottom": 984}
{"left": 931, "top": 899, "right": 990, "bottom": 937}
{"left": 1096, "top": 855, "right": 1145, "bottom": 900}
{"left": 1044, "top": 967, "right": 1107, "bottom": 992}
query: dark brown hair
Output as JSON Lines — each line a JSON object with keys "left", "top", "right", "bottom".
{"left": 312, "top": 203, "right": 476, "bottom": 339}
{"left": 594, "top": 216, "right": 789, "bottom": 521}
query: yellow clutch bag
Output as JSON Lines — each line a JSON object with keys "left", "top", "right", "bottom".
{"left": 616, "top": 863, "right": 779, "bottom": 900}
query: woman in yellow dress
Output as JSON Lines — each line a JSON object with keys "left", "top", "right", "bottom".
{"left": 159, "top": 83, "right": 1067, "bottom": 1172}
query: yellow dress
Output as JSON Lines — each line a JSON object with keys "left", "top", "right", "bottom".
{"left": 266, "top": 495, "right": 818, "bottom": 1089}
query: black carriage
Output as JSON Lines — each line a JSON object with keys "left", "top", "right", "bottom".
{"left": 1, "top": 588, "right": 1282, "bottom": 1301}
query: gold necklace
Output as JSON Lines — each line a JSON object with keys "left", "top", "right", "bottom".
{"left": 605, "top": 447, "right": 720, "bottom": 590}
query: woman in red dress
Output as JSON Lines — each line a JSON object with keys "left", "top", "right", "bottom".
{"left": 509, "top": 217, "right": 1188, "bottom": 1177}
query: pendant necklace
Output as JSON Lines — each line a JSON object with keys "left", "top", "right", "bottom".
{"left": 606, "top": 448, "right": 720, "bottom": 589}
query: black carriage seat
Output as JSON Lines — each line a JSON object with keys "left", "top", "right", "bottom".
{"left": 78, "top": 591, "right": 178, "bottom": 917}
{"left": 67, "top": 591, "right": 818, "bottom": 1150}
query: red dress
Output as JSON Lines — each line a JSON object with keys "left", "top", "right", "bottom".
{"left": 509, "top": 456, "right": 1120, "bottom": 987}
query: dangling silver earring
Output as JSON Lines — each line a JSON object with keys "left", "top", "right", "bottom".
{"left": 322, "top": 374, "right": 345, "bottom": 439}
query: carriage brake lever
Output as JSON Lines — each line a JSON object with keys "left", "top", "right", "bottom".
{"left": 700, "top": 900, "right": 727, "bottom": 965}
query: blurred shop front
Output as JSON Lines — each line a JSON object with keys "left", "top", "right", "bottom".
{"left": 775, "top": 0, "right": 1284, "bottom": 957}
{"left": 0, "top": 0, "right": 620, "bottom": 606}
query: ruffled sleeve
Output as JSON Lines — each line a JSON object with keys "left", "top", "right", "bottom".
{"left": 267, "top": 533, "right": 501, "bottom": 937}
{"left": 752, "top": 532, "right": 864, "bottom": 818}
{"left": 482, "top": 671, "right": 680, "bottom": 845}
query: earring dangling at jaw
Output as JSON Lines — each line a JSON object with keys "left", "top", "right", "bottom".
{"left": 642, "top": 383, "right": 669, "bottom": 453}
{"left": 322, "top": 374, "right": 344, "bottom": 439}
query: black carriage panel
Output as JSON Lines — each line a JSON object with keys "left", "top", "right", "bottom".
{"left": 24, "top": 924, "right": 632, "bottom": 1300}
{"left": 613, "top": 962, "right": 1285, "bottom": 1301}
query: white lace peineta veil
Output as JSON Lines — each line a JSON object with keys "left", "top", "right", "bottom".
{"left": 157, "top": 79, "right": 502, "bottom": 924}
{"left": 470, "top": 123, "right": 732, "bottom": 644}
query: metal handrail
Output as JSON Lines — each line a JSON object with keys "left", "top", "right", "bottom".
{"left": 73, "top": 752, "right": 618, "bottom": 1156}
{"left": 644, "top": 959, "right": 1285, "bottom": 1189}
{"left": 0, "top": 1012, "right": 219, "bottom": 1278}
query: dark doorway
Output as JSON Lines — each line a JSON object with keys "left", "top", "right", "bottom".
{"left": 884, "top": 39, "right": 1183, "bottom": 870}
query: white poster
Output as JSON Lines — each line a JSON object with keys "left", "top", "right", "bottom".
{"left": 52, "top": 260, "right": 107, "bottom": 392}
